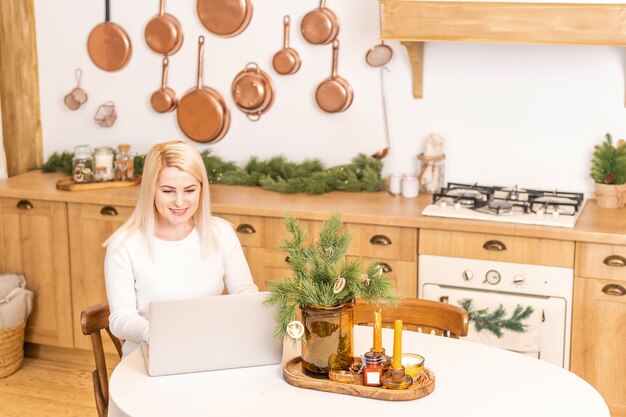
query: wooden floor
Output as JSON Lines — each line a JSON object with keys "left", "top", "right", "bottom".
{"left": 0, "top": 358, "right": 98, "bottom": 417}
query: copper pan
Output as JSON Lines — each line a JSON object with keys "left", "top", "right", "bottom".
{"left": 87, "top": 0, "right": 132, "bottom": 72}
{"left": 315, "top": 39, "right": 353, "bottom": 113}
{"left": 145, "top": 0, "right": 183, "bottom": 56}
{"left": 176, "top": 36, "right": 230, "bottom": 143}
{"left": 301, "top": 0, "right": 339, "bottom": 45}
{"left": 231, "top": 62, "right": 275, "bottom": 121}
{"left": 272, "top": 16, "right": 301, "bottom": 76}
{"left": 197, "top": 0, "right": 253, "bottom": 37}
{"left": 151, "top": 57, "right": 177, "bottom": 113}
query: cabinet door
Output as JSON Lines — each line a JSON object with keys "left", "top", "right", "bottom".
{"left": 0, "top": 198, "right": 73, "bottom": 347}
{"left": 243, "top": 247, "right": 292, "bottom": 291}
{"left": 67, "top": 203, "right": 133, "bottom": 351}
{"left": 347, "top": 256, "right": 417, "bottom": 298}
{"left": 571, "top": 276, "right": 626, "bottom": 417}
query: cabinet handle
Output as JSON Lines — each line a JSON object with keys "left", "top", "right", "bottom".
{"left": 483, "top": 240, "right": 507, "bottom": 251}
{"left": 16, "top": 200, "right": 33, "bottom": 210}
{"left": 603, "top": 255, "right": 626, "bottom": 267}
{"left": 236, "top": 224, "right": 256, "bottom": 234}
{"left": 285, "top": 256, "right": 291, "bottom": 264}
{"left": 100, "top": 206, "right": 118, "bottom": 216}
{"left": 439, "top": 296, "right": 449, "bottom": 303}
{"left": 370, "top": 235, "right": 392, "bottom": 246}
{"left": 602, "top": 284, "right": 626, "bottom": 296}
{"left": 378, "top": 262, "right": 392, "bottom": 273}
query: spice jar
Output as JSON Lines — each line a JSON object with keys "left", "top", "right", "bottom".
{"left": 72, "top": 145, "right": 94, "bottom": 183}
{"left": 114, "top": 144, "right": 131, "bottom": 181}
{"left": 94, "top": 147, "right": 114, "bottom": 181}
{"left": 362, "top": 351, "right": 385, "bottom": 387}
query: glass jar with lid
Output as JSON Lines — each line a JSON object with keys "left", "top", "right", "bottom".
{"left": 94, "top": 147, "right": 114, "bottom": 181}
{"left": 114, "top": 144, "right": 131, "bottom": 181}
{"left": 72, "top": 145, "right": 94, "bottom": 183}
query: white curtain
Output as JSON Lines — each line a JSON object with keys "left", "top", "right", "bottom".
{"left": 0, "top": 98, "right": 7, "bottom": 180}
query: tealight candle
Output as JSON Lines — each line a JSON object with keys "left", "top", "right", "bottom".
{"left": 392, "top": 319, "right": 403, "bottom": 370}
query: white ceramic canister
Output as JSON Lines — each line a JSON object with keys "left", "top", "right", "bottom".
{"left": 388, "top": 173, "right": 403, "bottom": 195}
{"left": 401, "top": 176, "right": 419, "bottom": 198}
{"left": 94, "top": 146, "right": 114, "bottom": 181}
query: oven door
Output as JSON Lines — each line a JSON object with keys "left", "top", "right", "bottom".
{"left": 422, "top": 284, "right": 569, "bottom": 369}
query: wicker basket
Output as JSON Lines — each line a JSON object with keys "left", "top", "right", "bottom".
{"left": 0, "top": 321, "right": 26, "bottom": 378}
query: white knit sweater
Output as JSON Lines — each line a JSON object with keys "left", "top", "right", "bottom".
{"left": 104, "top": 217, "right": 258, "bottom": 357}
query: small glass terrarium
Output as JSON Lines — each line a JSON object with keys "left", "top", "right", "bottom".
{"left": 94, "top": 101, "right": 117, "bottom": 127}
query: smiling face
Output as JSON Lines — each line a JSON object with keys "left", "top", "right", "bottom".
{"left": 154, "top": 166, "right": 201, "bottom": 238}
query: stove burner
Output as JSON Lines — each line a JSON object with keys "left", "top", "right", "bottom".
{"left": 488, "top": 200, "right": 513, "bottom": 214}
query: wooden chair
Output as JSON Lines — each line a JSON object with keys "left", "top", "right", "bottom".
{"left": 353, "top": 298, "right": 469, "bottom": 338}
{"left": 80, "top": 303, "right": 123, "bottom": 417}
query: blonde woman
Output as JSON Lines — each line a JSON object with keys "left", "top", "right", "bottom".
{"left": 104, "top": 140, "right": 257, "bottom": 357}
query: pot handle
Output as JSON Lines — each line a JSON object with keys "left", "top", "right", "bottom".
{"left": 245, "top": 62, "right": 260, "bottom": 72}
{"left": 246, "top": 113, "right": 261, "bottom": 122}
{"left": 283, "top": 16, "right": 291, "bottom": 49}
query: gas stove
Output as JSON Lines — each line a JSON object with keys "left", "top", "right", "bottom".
{"left": 421, "top": 182, "right": 585, "bottom": 228}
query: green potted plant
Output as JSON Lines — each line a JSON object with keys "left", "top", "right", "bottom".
{"left": 590, "top": 133, "right": 626, "bottom": 208}
{"left": 264, "top": 213, "right": 399, "bottom": 377}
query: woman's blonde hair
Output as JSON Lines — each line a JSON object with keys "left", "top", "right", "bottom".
{"left": 104, "top": 140, "right": 216, "bottom": 257}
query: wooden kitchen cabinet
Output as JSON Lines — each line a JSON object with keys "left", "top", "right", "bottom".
{"left": 571, "top": 243, "right": 626, "bottom": 417}
{"left": 0, "top": 197, "right": 73, "bottom": 347}
{"left": 67, "top": 203, "right": 133, "bottom": 352}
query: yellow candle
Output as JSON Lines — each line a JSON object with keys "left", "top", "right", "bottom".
{"left": 373, "top": 309, "right": 383, "bottom": 352}
{"left": 392, "top": 319, "right": 403, "bottom": 370}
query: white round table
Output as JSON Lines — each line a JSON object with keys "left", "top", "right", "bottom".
{"left": 109, "top": 326, "right": 608, "bottom": 417}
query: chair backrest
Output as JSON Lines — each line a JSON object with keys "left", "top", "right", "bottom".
{"left": 80, "top": 303, "right": 122, "bottom": 417}
{"left": 353, "top": 298, "right": 469, "bottom": 338}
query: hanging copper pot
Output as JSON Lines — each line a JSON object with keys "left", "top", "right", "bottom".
{"left": 231, "top": 62, "right": 275, "bottom": 121}
{"left": 315, "top": 39, "right": 353, "bottom": 113}
{"left": 151, "top": 57, "right": 177, "bottom": 113}
{"left": 301, "top": 0, "right": 339, "bottom": 45}
{"left": 87, "top": 0, "right": 132, "bottom": 72}
{"left": 176, "top": 36, "right": 230, "bottom": 143}
{"left": 145, "top": 0, "right": 184, "bottom": 56}
{"left": 272, "top": 16, "right": 301, "bottom": 76}
{"left": 197, "top": 0, "right": 253, "bottom": 37}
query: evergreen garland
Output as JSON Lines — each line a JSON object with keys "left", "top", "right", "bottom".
{"left": 458, "top": 298, "right": 534, "bottom": 338}
{"left": 42, "top": 150, "right": 383, "bottom": 195}
{"left": 264, "top": 214, "right": 399, "bottom": 341}
{"left": 590, "top": 133, "right": 626, "bottom": 184}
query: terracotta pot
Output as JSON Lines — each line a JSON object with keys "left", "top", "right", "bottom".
{"left": 300, "top": 300, "right": 354, "bottom": 377}
{"left": 594, "top": 183, "right": 626, "bottom": 209}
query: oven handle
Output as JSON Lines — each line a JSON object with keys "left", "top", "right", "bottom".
{"left": 603, "top": 255, "right": 626, "bottom": 267}
{"left": 602, "top": 284, "right": 625, "bottom": 296}
{"left": 483, "top": 240, "right": 507, "bottom": 251}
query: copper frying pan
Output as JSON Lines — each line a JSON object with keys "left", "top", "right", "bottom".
{"left": 315, "top": 39, "right": 353, "bottom": 113}
{"left": 151, "top": 57, "right": 177, "bottom": 113}
{"left": 87, "top": 0, "right": 132, "bottom": 72}
{"left": 272, "top": 16, "right": 301, "bottom": 76}
{"left": 176, "top": 36, "right": 230, "bottom": 143}
{"left": 145, "top": 0, "right": 184, "bottom": 56}
{"left": 197, "top": 0, "right": 253, "bottom": 37}
{"left": 301, "top": 0, "right": 339, "bottom": 45}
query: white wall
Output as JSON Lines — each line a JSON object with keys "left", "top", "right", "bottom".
{"left": 34, "top": 0, "right": 626, "bottom": 194}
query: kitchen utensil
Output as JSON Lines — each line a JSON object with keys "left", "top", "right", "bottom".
{"left": 365, "top": 4, "right": 393, "bottom": 67}
{"left": 64, "top": 69, "right": 88, "bottom": 110}
{"left": 197, "top": 0, "right": 253, "bottom": 37}
{"left": 176, "top": 36, "right": 230, "bottom": 143}
{"left": 272, "top": 16, "right": 301, "bottom": 75}
{"left": 151, "top": 57, "right": 177, "bottom": 113}
{"left": 87, "top": 0, "right": 132, "bottom": 72}
{"left": 145, "top": 0, "right": 184, "bottom": 56}
{"left": 372, "top": 67, "right": 391, "bottom": 159}
{"left": 301, "top": 0, "right": 339, "bottom": 45}
{"left": 315, "top": 39, "right": 353, "bottom": 113}
{"left": 94, "top": 101, "right": 117, "bottom": 127}
{"left": 231, "top": 62, "right": 275, "bottom": 121}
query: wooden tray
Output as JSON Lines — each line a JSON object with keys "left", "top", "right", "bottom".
{"left": 56, "top": 176, "right": 141, "bottom": 191}
{"left": 283, "top": 357, "right": 435, "bottom": 401}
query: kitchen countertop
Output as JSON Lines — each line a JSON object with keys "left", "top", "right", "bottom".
{"left": 1, "top": 170, "right": 625, "bottom": 245}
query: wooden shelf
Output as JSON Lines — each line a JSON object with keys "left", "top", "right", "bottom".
{"left": 381, "top": 1, "right": 626, "bottom": 102}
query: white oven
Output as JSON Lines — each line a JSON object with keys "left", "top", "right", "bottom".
{"left": 419, "top": 255, "right": 573, "bottom": 369}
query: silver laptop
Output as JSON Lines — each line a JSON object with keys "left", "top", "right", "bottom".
{"left": 141, "top": 291, "right": 282, "bottom": 376}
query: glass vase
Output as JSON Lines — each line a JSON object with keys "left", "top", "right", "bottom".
{"left": 300, "top": 300, "right": 354, "bottom": 378}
